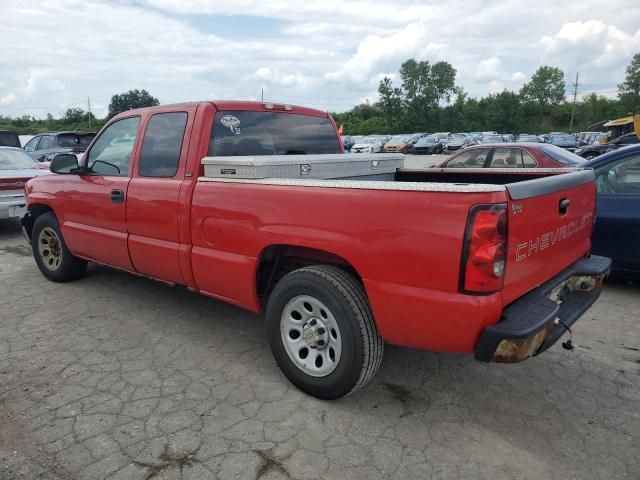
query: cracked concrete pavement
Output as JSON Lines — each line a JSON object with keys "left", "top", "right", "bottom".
{"left": 0, "top": 218, "right": 638, "bottom": 480}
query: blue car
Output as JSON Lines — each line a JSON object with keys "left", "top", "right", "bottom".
{"left": 584, "top": 144, "right": 640, "bottom": 274}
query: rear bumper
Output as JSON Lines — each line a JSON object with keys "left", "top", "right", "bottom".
{"left": 0, "top": 196, "right": 27, "bottom": 220}
{"left": 475, "top": 255, "right": 612, "bottom": 362}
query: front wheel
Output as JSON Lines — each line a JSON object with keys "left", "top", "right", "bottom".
{"left": 31, "top": 212, "right": 87, "bottom": 282}
{"left": 266, "top": 265, "right": 383, "bottom": 399}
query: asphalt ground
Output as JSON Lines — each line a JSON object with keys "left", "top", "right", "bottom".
{"left": 0, "top": 165, "right": 638, "bottom": 479}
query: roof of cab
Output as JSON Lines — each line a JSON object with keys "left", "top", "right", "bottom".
{"left": 112, "top": 101, "right": 329, "bottom": 120}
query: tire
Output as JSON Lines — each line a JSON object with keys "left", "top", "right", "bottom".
{"left": 266, "top": 265, "right": 383, "bottom": 399}
{"left": 31, "top": 212, "right": 87, "bottom": 282}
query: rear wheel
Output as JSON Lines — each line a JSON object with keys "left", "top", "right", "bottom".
{"left": 266, "top": 265, "right": 383, "bottom": 399}
{"left": 32, "top": 212, "right": 87, "bottom": 282}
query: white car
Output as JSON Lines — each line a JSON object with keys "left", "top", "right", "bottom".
{"left": 350, "top": 137, "right": 383, "bottom": 154}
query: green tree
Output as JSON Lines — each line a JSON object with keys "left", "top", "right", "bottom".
{"left": 63, "top": 107, "right": 86, "bottom": 123}
{"left": 520, "top": 66, "right": 566, "bottom": 109}
{"left": 107, "top": 89, "right": 160, "bottom": 118}
{"left": 617, "top": 53, "right": 640, "bottom": 114}
{"left": 431, "top": 61, "right": 457, "bottom": 105}
{"left": 377, "top": 77, "right": 404, "bottom": 130}
{"left": 520, "top": 66, "right": 565, "bottom": 129}
{"left": 483, "top": 90, "right": 522, "bottom": 132}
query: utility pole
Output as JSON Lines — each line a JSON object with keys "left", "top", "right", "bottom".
{"left": 261, "top": 88, "right": 264, "bottom": 102}
{"left": 569, "top": 72, "right": 579, "bottom": 132}
{"left": 87, "top": 96, "right": 92, "bottom": 129}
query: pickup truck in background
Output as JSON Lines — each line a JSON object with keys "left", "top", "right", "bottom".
{"left": 22, "top": 101, "right": 611, "bottom": 399}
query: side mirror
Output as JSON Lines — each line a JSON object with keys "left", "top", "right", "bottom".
{"left": 50, "top": 153, "right": 79, "bottom": 174}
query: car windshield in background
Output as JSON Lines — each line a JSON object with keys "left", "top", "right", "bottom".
{"left": 0, "top": 149, "right": 36, "bottom": 170}
{"left": 539, "top": 144, "right": 584, "bottom": 165}
{"left": 386, "top": 137, "right": 407, "bottom": 146}
{"left": 58, "top": 133, "right": 96, "bottom": 148}
{"left": 209, "top": 111, "right": 341, "bottom": 155}
{"left": 451, "top": 134, "right": 466, "bottom": 140}
{"left": 519, "top": 135, "right": 538, "bottom": 142}
{"left": 417, "top": 137, "right": 436, "bottom": 145}
{"left": 482, "top": 135, "right": 503, "bottom": 142}
{"left": 550, "top": 134, "right": 574, "bottom": 143}
{"left": 361, "top": 138, "right": 376, "bottom": 144}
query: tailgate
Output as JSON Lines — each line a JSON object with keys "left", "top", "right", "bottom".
{"left": 502, "top": 170, "right": 596, "bottom": 305}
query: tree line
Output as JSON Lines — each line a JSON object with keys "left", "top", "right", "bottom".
{"left": 0, "top": 89, "right": 159, "bottom": 135}
{"left": 333, "top": 53, "right": 640, "bottom": 135}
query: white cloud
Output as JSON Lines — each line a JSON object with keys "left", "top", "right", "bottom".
{"left": 325, "top": 22, "right": 448, "bottom": 84}
{"left": 1, "top": 1, "right": 640, "bottom": 117}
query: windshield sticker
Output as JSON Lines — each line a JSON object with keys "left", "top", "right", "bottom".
{"left": 221, "top": 114, "right": 241, "bottom": 135}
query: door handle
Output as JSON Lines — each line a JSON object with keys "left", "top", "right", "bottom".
{"left": 559, "top": 198, "right": 570, "bottom": 215}
{"left": 111, "top": 189, "right": 124, "bottom": 203}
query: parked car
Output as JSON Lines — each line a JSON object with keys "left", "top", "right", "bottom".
{"left": 0, "top": 130, "right": 21, "bottom": 148}
{"left": 383, "top": 135, "right": 413, "bottom": 153}
{"left": 340, "top": 135, "right": 354, "bottom": 151}
{"left": 412, "top": 136, "right": 444, "bottom": 154}
{"left": 577, "top": 131, "right": 601, "bottom": 146}
{"left": 23, "top": 131, "right": 96, "bottom": 162}
{"left": 548, "top": 133, "right": 578, "bottom": 151}
{"left": 575, "top": 132, "right": 639, "bottom": 160}
{"left": 350, "top": 137, "right": 383, "bottom": 153}
{"left": 517, "top": 134, "right": 540, "bottom": 143}
{"left": 22, "top": 100, "right": 610, "bottom": 399}
{"left": 479, "top": 134, "right": 504, "bottom": 144}
{"left": 585, "top": 145, "right": 640, "bottom": 274}
{"left": 446, "top": 133, "right": 474, "bottom": 152}
{"left": 436, "top": 143, "right": 585, "bottom": 168}
{"left": 0, "top": 147, "right": 50, "bottom": 220}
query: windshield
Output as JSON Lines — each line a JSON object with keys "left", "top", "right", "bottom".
{"left": 482, "top": 135, "right": 503, "bottom": 142}
{"left": 58, "top": 133, "right": 96, "bottom": 148}
{"left": 361, "top": 138, "right": 376, "bottom": 144}
{"left": 519, "top": 135, "right": 537, "bottom": 141}
{"left": 417, "top": 137, "right": 435, "bottom": 144}
{"left": 209, "top": 111, "right": 341, "bottom": 156}
{"left": 550, "top": 134, "right": 574, "bottom": 143}
{"left": 450, "top": 134, "right": 466, "bottom": 140}
{"left": 539, "top": 144, "right": 584, "bottom": 165}
{"left": 0, "top": 149, "right": 36, "bottom": 170}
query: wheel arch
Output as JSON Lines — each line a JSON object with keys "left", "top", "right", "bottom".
{"left": 255, "top": 244, "right": 364, "bottom": 307}
{"left": 23, "top": 203, "right": 55, "bottom": 239}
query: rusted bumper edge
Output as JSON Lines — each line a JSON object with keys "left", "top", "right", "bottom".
{"left": 475, "top": 255, "right": 612, "bottom": 363}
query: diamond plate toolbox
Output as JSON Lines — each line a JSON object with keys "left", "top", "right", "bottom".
{"left": 201, "top": 154, "right": 404, "bottom": 180}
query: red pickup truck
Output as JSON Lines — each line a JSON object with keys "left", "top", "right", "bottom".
{"left": 22, "top": 101, "right": 611, "bottom": 399}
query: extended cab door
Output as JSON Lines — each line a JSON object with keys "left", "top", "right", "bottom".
{"left": 125, "top": 108, "right": 194, "bottom": 284}
{"left": 61, "top": 116, "right": 141, "bottom": 270}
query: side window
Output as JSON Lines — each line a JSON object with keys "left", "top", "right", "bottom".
{"left": 490, "top": 148, "right": 521, "bottom": 168}
{"left": 38, "top": 136, "right": 54, "bottom": 150}
{"left": 86, "top": 117, "right": 140, "bottom": 176}
{"left": 138, "top": 112, "right": 188, "bottom": 178}
{"left": 24, "top": 136, "right": 40, "bottom": 152}
{"left": 595, "top": 154, "right": 640, "bottom": 195}
{"left": 521, "top": 150, "right": 537, "bottom": 167}
{"left": 445, "top": 149, "right": 487, "bottom": 168}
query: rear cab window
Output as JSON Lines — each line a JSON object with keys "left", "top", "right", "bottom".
{"left": 208, "top": 111, "right": 341, "bottom": 156}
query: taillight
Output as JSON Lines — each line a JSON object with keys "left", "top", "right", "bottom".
{"left": 460, "top": 204, "right": 508, "bottom": 294}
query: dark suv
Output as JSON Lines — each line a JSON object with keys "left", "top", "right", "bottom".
{"left": 574, "top": 132, "right": 639, "bottom": 160}
{"left": 23, "top": 131, "right": 96, "bottom": 162}
{"left": 0, "top": 130, "right": 21, "bottom": 148}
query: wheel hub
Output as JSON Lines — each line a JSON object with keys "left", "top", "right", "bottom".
{"left": 302, "top": 317, "right": 329, "bottom": 349}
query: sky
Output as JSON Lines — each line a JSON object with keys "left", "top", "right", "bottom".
{"left": 1, "top": 0, "right": 640, "bottom": 119}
